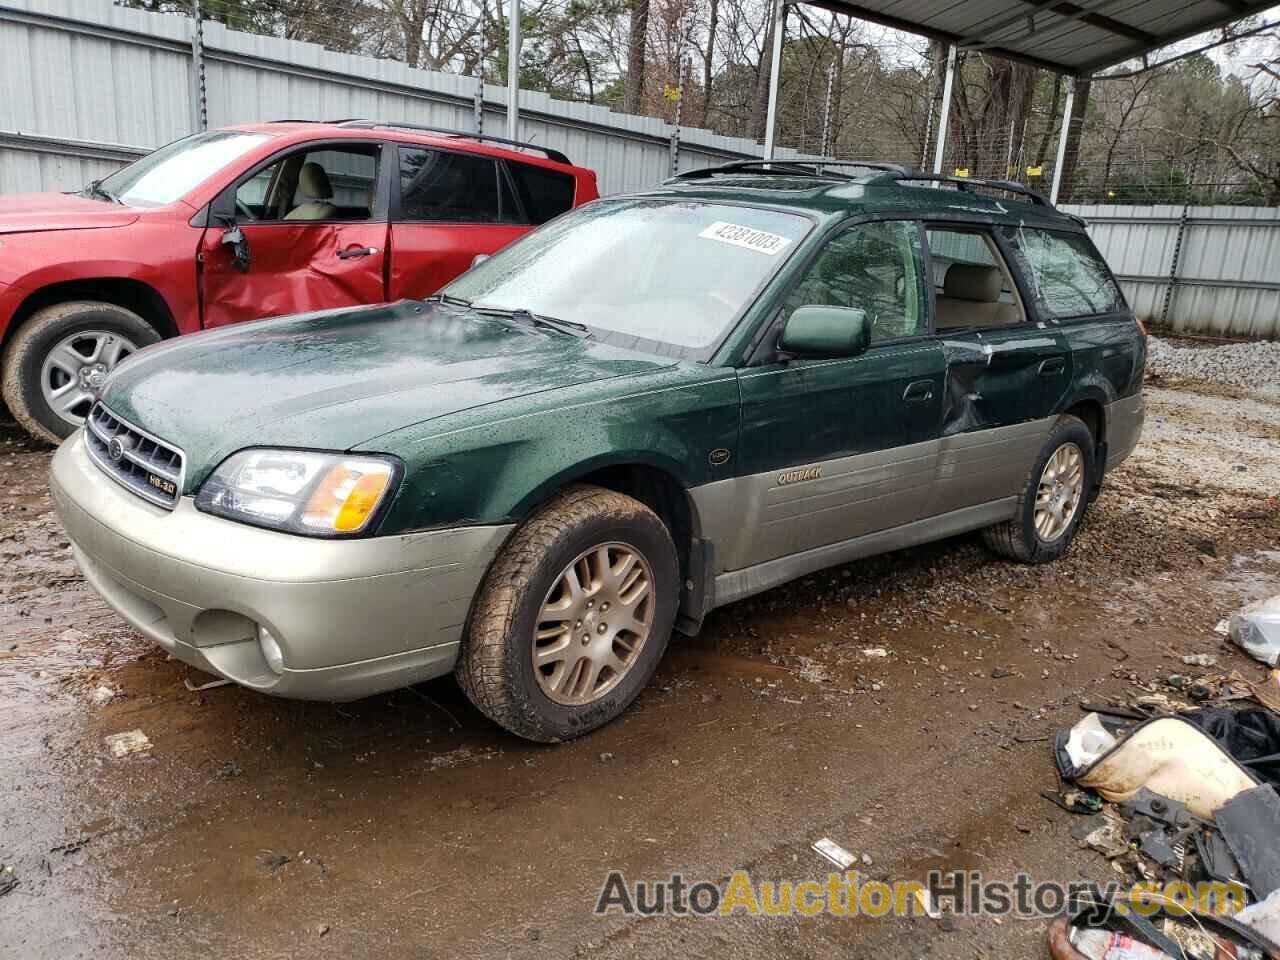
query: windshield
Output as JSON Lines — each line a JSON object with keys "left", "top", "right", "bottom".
{"left": 444, "top": 199, "right": 812, "bottom": 358}
{"left": 96, "top": 131, "right": 273, "bottom": 207}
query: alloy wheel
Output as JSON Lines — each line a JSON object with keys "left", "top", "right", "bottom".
{"left": 1034, "top": 442, "right": 1084, "bottom": 542}
{"left": 40, "top": 330, "right": 139, "bottom": 428}
{"left": 533, "top": 542, "right": 655, "bottom": 706}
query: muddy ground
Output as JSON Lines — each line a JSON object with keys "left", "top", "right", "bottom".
{"left": 2, "top": 382, "right": 1279, "bottom": 960}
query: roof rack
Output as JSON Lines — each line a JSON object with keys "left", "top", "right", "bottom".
{"left": 872, "top": 172, "right": 1054, "bottom": 208}
{"left": 670, "top": 159, "right": 913, "bottom": 182}
{"left": 267, "top": 118, "right": 370, "bottom": 125}
{"left": 333, "top": 120, "right": 570, "bottom": 165}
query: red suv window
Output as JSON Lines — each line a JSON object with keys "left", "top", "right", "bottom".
{"left": 506, "top": 162, "right": 576, "bottom": 224}
{"left": 398, "top": 147, "right": 518, "bottom": 224}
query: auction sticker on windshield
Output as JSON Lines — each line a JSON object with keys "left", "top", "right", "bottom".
{"left": 698, "top": 221, "right": 793, "bottom": 255}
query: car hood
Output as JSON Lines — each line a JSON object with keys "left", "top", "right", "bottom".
{"left": 0, "top": 192, "right": 140, "bottom": 235}
{"left": 100, "top": 300, "right": 676, "bottom": 489}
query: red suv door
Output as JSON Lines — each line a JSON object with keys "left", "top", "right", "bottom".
{"left": 199, "top": 141, "right": 390, "bottom": 327}
{"left": 387, "top": 145, "right": 576, "bottom": 300}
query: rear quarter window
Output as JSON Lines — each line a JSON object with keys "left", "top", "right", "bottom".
{"left": 1003, "top": 226, "right": 1126, "bottom": 320}
{"left": 506, "top": 162, "right": 576, "bottom": 224}
{"left": 398, "top": 147, "right": 510, "bottom": 223}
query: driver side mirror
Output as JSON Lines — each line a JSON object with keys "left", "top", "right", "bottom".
{"left": 217, "top": 216, "right": 251, "bottom": 273}
{"left": 779, "top": 305, "right": 870, "bottom": 358}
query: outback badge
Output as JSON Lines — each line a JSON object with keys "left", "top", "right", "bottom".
{"left": 777, "top": 465, "right": 822, "bottom": 486}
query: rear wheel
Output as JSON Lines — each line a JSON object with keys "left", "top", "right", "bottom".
{"left": 1, "top": 301, "right": 159, "bottom": 444}
{"left": 983, "top": 415, "right": 1095, "bottom": 564}
{"left": 457, "top": 485, "right": 679, "bottom": 742}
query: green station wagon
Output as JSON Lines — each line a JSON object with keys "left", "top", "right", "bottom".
{"left": 51, "top": 161, "right": 1145, "bottom": 741}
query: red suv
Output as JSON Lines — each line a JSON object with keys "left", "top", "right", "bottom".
{"left": 0, "top": 120, "right": 600, "bottom": 443}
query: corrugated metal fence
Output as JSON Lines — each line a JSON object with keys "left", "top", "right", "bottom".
{"left": 0, "top": 0, "right": 812, "bottom": 198}
{"left": 1, "top": 0, "right": 1276, "bottom": 339}
{"left": 1060, "top": 205, "right": 1280, "bottom": 340}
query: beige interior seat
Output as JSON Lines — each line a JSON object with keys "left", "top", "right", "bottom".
{"left": 935, "top": 264, "right": 1021, "bottom": 330}
{"left": 284, "top": 162, "right": 337, "bottom": 221}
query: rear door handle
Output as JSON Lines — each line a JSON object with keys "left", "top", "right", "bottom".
{"left": 1038, "top": 357, "right": 1066, "bottom": 376}
{"left": 902, "top": 380, "right": 935, "bottom": 404}
{"left": 337, "top": 246, "right": 379, "bottom": 260}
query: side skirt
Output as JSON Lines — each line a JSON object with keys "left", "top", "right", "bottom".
{"left": 708, "top": 497, "right": 1018, "bottom": 611}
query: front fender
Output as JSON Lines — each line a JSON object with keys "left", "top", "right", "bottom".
{"left": 509, "top": 448, "right": 696, "bottom": 519}
{"left": 0, "top": 222, "right": 199, "bottom": 336}
{"left": 369, "top": 367, "right": 742, "bottom": 534}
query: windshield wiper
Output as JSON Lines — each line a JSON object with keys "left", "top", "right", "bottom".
{"left": 82, "top": 179, "right": 120, "bottom": 204}
{"left": 425, "top": 293, "right": 473, "bottom": 309}
{"left": 474, "top": 305, "right": 591, "bottom": 339}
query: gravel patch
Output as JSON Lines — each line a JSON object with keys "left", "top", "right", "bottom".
{"left": 1140, "top": 386, "right": 1280, "bottom": 496}
{"left": 1146, "top": 335, "right": 1280, "bottom": 397}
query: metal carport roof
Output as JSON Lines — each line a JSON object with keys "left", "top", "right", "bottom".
{"left": 795, "top": 0, "right": 1277, "bottom": 77}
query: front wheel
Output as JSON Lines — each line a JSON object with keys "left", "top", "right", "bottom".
{"left": 1, "top": 301, "right": 159, "bottom": 444}
{"left": 983, "top": 414, "right": 1095, "bottom": 564}
{"left": 457, "top": 485, "right": 679, "bottom": 742}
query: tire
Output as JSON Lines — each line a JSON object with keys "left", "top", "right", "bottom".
{"left": 1, "top": 301, "right": 160, "bottom": 445}
{"left": 457, "top": 484, "right": 679, "bottom": 742}
{"left": 982, "top": 414, "right": 1096, "bottom": 564}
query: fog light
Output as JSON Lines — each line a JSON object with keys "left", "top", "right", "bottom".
{"left": 258, "top": 625, "right": 284, "bottom": 675}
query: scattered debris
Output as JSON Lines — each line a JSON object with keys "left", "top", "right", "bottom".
{"left": 256, "top": 853, "right": 292, "bottom": 874}
{"left": 0, "top": 866, "right": 16, "bottom": 898}
{"left": 1217, "top": 785, "right": 1280, "bottom": 900}
{"left": 598, "top": 752, "right": 614, "bottom": 764}
{"left": 184, "top": 676, "right": 233, "bottom": 692}
{"left": 914, "top": 888, "right": 942, "bottom": 919}
{"left": 794, "top": 656, "right": 832, "bottom": 684}
{"left": 1063, "top": 713, "right": 1117, "bottom": 770}
{"left": 1253, "top": 669, "right": 1280, "bottom": 715}
{"left": 1051, "top": 922, "right": 1176, "bottom": 960}
{"left": 1231, "top": 596, "right": 1280, "bottom": 666}
{"left": 50, "top": 836, "right": 91, "bottom": 855}
{"left": 860, "top": 647, "right": 888, "bottom": 658}
{"left": 1052, "top": 691, "right": 1280, "bottom": 960}
{"left": 90, "top": 684, "right": 117, "bottom": 705}
{"left": 105, "top": 729, "right": 152, "bottom": 758}
{"left": 1181, "top": 707, "right": 1280, "bottom": 789}
{"left": 1060, "top": 714, "right": 1254, "bottom": 819}
{"left": 427, "top": 746, "right": 487, "bottom": 770}
{"left": 1082, "top": 817, "right": 1130, "bottom": 860}
{"left": 1180, "top": 653, "right": 1217, "bottom": 668}
{"left": 316, "top": 923, "right": 330, "bottom": 938}
{"left": 218, "top": 760, "right": 242, "bottom": 779}
{"left": 811, "top": 838, "right": 856, "bottom": 870}
{"left": 1237, "top": 889, "right": 1280, "bottom": 943}
{"left": 1042, "top": 788, "right": 1104, "bottom": 816}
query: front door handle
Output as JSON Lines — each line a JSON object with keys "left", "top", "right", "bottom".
{"left": 1038, "top": 357, "right": 1066, "bottom": 377}
{"left": 337, "top": 245, "right": 380, "bottom": 260}
{"left": 902, "top": 380, "right": 935, "bottom": 404}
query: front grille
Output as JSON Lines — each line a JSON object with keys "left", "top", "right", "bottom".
{"left": 84, "top": 403, "right": 186, "bottom": 510}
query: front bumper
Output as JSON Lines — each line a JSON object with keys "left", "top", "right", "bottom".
{"left": 50, "top": 432, "right": 513, "bottom": 701}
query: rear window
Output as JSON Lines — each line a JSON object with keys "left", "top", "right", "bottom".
{"left": 1003, "top": 227, "right": 1125, "bottom": 320}
{"left": 506, "top": 162, "right": 575, "bottom": 224}
{"left": 398, "top": 147, "right": 515, "bottom": 223}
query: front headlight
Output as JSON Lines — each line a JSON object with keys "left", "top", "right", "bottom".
{"left": 195, "top": 449, "right": 400, "bottom": 536}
